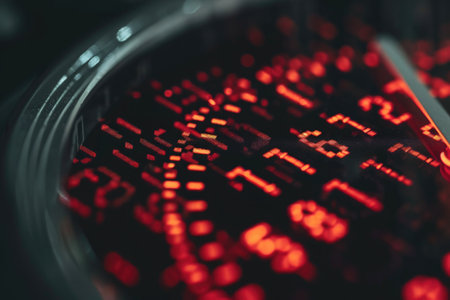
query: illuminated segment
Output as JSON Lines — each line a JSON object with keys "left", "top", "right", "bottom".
{"left": 140, "top": 138, "right": 166, "bottom": 156}
{"left": 189, "top": 220, "right": 213, "bottom": 236}
{"left": 174, "top": 121, "right": 228, "bottom": 150}
{"left": 211, "top": 118, "right": 227, "bottom": 126}
{"left": 421, "top": 123, "right": 442, "bottom": 142}
{"left": 388, "top": 143, "right": 440, "bottom": 167}
{"left": 263, "top": 148, "right": 316, "bottom": 175}
{"left": 358, "top": 95, "right": 411, "bottom": 125}
{"left": 193, "top": 148, "right": 211, "bottom": 155}
{"left": 224, "top": 104, "right": 241, "bottom": 113}
{"left": 141, "top": 171, "right": 163, "bottom": 189}
{"left": 226, "top": 166, "right": 281, "bottom": 196}
{"left": 94, "top": 166, "right": 135, "bottom": 208}
{"left": 187, "top": 164, "right": 206, "bottom": 171}
{"left": 184, "top": 200, "right": 208, "bottom": 212}
{"left": 291, "top": 128, "right": 350, "bottom": 159}
{"left": 186, "top": 181, "right": 205, "bottom": 191}
{"left": 79, "top": 145, "right": 96, "bottom": 157}
{"left": 66, "top": 167, "right": 136, "bottom": 216}
{"left": 101, "top": 124, "right": 123, "bottom": 139}
{"left": 181, "top": 80, "right": 213, "bottom": 102}
{"left": 112, "top": 149, "right": 139, "bottom": 168}
{"left": 360, "top": 159, "right": 413, "bottom": 186}
{"left": 241, "top": 223, "right": 313, "bottom": 276}
{"left": 154, "top": 95, "right": 183, "bottom": 114}
{"left": 288, "top": 200, "right": 348, "bottom": 243}
{"left": 326, "top": 113, "right": 377, "bottom": 136}
{"left": 116, "top": 117, "right": 142, "bottom": 135}
{"left": 276, "top": 84, "right": 314, "bottom": 109}
{"left": 255, "top": 69, "right": 273, "bottom": 85}
{"left": 323, "top": 179, "right": 383, "bottom": 212}
{"left": 240, "top": 92, "right": 258, "bottom": 103}
{"left": 104, "top": 252, "right": 139, "bottom": 286}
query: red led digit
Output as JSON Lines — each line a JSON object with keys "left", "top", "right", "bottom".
{"left": 291, "top": 128, "right": 350, "bottom": 159}
{"left": 358, "top": 95, "right": 411, "bottom": 125}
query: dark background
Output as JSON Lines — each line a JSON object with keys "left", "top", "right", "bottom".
{"left": 0, "top": 0, "right": 150, "bottom": 102}
{"left": 1, "top": 0, "right": 449, "bottom": 103}
{"left": 0, "top": 1, "right": 149, "bottom": 298}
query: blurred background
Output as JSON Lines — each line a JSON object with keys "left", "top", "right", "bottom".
{"left": 0, "top": 0, "right": 150, "bottom": 102}
{"left": 0, "top": 1, "right": 149, "bottom": 297}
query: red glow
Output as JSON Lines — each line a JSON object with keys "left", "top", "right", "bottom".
{"left": 288, "top": 200, "right": 348, "bottom": 243}
{"left": 441, "top": 148, "right": 450, "bottom": 180}
{"left": 402, "top": 276, "right": 447, "bottom": 300}
{"left": 79, "top": 145, "right": 96, "bottom": 157}
{"left": 335, "top": 56, "right": 352, "bottom": 72}
{"left": 359, "top": 95, "right": 411, "bottom": 125}
{"left": 309, "top": 61, "right": 326, "bottom": 77}
{"left": 241, "top": 224, "right": 310, "bottom": 275}
{"left": 256, "top": 70, "right": 273, "bottom": 85}
{"left": 224, "top": 104, "right": 241, "bottom": 113}
{"left": 101, "top": 124, "right": 123, "bottom": 139}
{"left": 155, "top": 95, "right": 183, "bottom": 114}
{"left": 241, "top": 54, "right": 255, "bottom": 67}
{"left": 199, "top": 242, "right": 224, "bottom": 261}
{"left": 197, "top": 72, "right": 209, "bottom": 82}
{"left": 388, "top": 143, "right": 440, "bottom": 167}
{"left": 291, "top": 129, "right": 350, "bottom": 159}
{"left": 263, "top": 148, "right": 316, "bottom": 175}
{"left": 421, "top": 123, "right": 442, "bottom": 142}
{"left": 213, "top": 262, "right": 242, "bottom": 286}
{"left": 164, "top": 89, "right": 173, "bottom": 98}
{"left": 326, "top": 113, "right": 377, "bottom": 136}
{"left": 241, "top": 92, "right": 258, "bottom": 103}
{"left": 234, "top": 284, "right": 265, "bottom": 300}
{"left": 189, "top": 220, "right": 213, "bottom": 236}
{"left": 363, "top": 52, "right": 380, "bottom": 67}
{"left": 186, "top": 181, "right": 205, "bottom": 191}
{"left": 276, "top": 16, "right": 295, "bottom": 36}
{"left": 361, "top": 159, "right": 413, "bottom": 186}
{"left": 242, "top": 223, "right": 271, "bottom": 249}
{"left": 276, "top": 84, "right": 314, "bottom": 109}
{"left": 323, "top": 179, "right": 383, "bottom": 212}
{"left": 104, "top": 252, "right": 140, "bottom": 286}
{"left": 383, "top": 79, "right": 450, "bottom": 151}
{"left": 226, "top": 166, "right": 281, "bottom": 196}
{"left": 112, "top": 149, "right": 139, "bottom": 168}
{"left": 286, "top": 69, "right": 300, "bottom": 83}
{"left": 140, "top": 138, "right": 166, "bottom": 156}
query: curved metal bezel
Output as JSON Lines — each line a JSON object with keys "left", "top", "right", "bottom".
{"left": 2, "top": 0, "right": 274, "bottom": 298}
